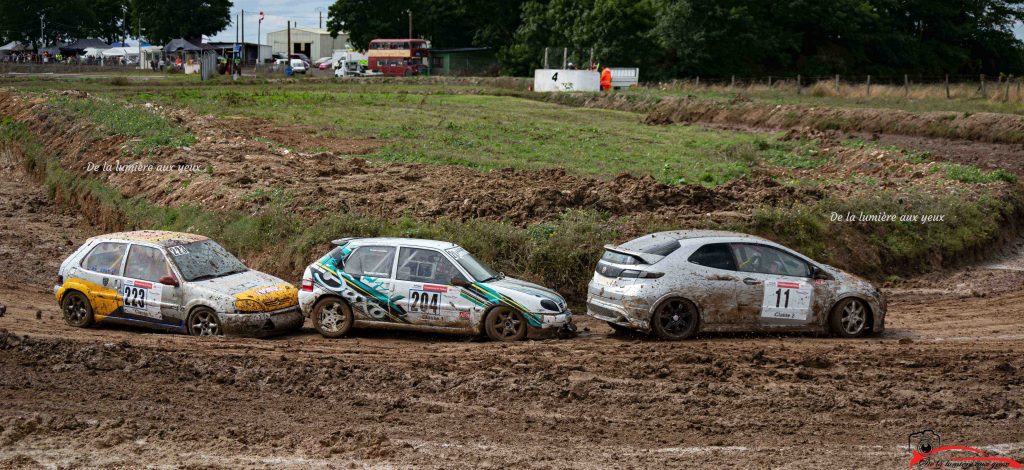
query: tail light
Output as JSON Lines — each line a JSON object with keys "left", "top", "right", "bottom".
{"left": 619, "top": 270, "right": 664, "bottom": 279}
{"left": 301, "top": 279, "right": 314, "bottom": 292}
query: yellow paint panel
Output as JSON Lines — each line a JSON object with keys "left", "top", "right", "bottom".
{"left": 234, "top": 283, "right": 298, "bottom": 312}
{"left": 56, "top": 278, "right": 123, "bottom": 317}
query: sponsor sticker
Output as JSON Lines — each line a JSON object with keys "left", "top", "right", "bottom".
{"left": 761, "top": 280, "right": 812, "bottom": 320}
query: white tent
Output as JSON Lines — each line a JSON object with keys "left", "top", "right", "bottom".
{"left": 82, "top": 47, "right": 105, "bottom": 58}
{"left": 101, "top": 47, "right": 139, "bottom": 57}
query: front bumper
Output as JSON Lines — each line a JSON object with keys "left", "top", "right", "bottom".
{"left": 533, "top": 311, "right": 573, "bottom": 329}
{"left": 586, "top": 295, "right": 651, "bottom": 331}
{"left": 219, "top": 306, "right": 304, "bottom": 337}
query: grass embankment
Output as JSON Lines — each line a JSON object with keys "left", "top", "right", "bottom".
{"left": 4, "top": 98, "right": 1021, "bottom": 300}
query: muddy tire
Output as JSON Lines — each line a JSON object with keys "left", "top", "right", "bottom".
{"left": 312, "top": 297, "right": 353, "bottom": 339}
{"left": 61, "top": 291, "right": 94, "bottom": 328}
{"left": 830, "top": 298, "right": 870, "bottom": 338}
{"left": 650, "top": 298, "right": 699, "bottom": 340}
{"left": 187, "top": 307, "right": 222, "bottom": 337}
{"left": 484, "top": 306, "right": 527, "bottom": 342}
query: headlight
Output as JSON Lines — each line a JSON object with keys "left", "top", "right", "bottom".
{"left": 540, "top": 299, "right": 561, "bottom": 312}
{"left": 235, "top": 299, "right": 264, "bottom": 313}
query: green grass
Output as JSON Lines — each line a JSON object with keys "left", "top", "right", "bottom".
{"left": 931, "top": 162, "right": 1018, "bottom": 184}
{"left": 49, "top": 95, "right": 196, "bottom": 152}
{"left": 113, "top": 87, "right": 790, "bottom": 186}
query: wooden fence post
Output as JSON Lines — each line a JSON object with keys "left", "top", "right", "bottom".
{"left": 903, "top": 74, "right": 909, "bottom": 97}
{"left": 834, "top": 74, "right": 840, "bottom": 93}
{"left": 866, "top": 75, "right": 871, "bottom": 97}
{"left": 945, "top": 74, "right": 950, "bottom": 99}
{"left": 731, "top": 75, "right": 736, "bottom": 88}
{"left": 1017, "top": 77, "right": 1022, "bottom": 102}
{"left": 695, "top": 76, "right": 700, "bottom": 87}
{"left": 768, "top": 75, "right": 772, "bottom": 88}
{"left": 980, "top": 74, "right": 986, "bottom": 98}
{"left": 797, "top": 74, "right": 801, "bottom": 94}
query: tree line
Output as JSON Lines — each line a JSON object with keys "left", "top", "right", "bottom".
{"left": 0, "top": 0, "right": 231, "bottom": 47}
{"left": 327, "top": 0, "right": 1024, "bottom": 79}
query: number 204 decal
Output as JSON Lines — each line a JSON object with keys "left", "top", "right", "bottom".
{"left": 761, "top": 280, "right": 811, "bottom": 321}
{"left": 409, "top": 290, "right": 440, "bottom": 314}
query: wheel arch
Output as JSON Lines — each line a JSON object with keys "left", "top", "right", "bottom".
{"left": 648, "top": 293, "right": 704, "bottom": 326}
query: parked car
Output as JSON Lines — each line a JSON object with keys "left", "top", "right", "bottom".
{"left": 587, "top": 230, "right": 886, "bottom": 340}
{"left": 313, "top": 57, "right": 333, "bottom": 70}
{"left": 55, "top": 231, "right": 303, "bottom": 337}
{"left": 289, "top": 58, "right": 307, "bottom": 74}
{"left": 299, "top": 237, "right": 574, "bottom": 341}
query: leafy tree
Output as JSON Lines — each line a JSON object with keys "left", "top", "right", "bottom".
{"left": 132, "top": 0, "right": 232, "bottom": 45}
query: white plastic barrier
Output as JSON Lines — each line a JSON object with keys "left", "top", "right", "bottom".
{"left": 533, "top": 69, "right": 600, "bottom": 92}
{"left": 610, "top": 68, "right": 639, "bottom": 88}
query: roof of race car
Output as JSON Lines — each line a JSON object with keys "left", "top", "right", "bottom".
{"left": 88, "top": 230, "right": 209, "bottom": 247}
{"left": 628, "top": 230, "right": 769, "bottom": 244}
{"left": 347, "top": 237, "right": 459, "bottom": 250}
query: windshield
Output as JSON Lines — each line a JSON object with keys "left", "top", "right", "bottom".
{"left": 167, "top": 239, "right": 248, "bottom": 282}
{"left": 446, "top": 246, "right": 498, "bottom": 281}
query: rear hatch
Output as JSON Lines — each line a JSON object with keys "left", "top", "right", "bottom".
{"left": 591, "top": 239, "right": 677, "bottom": 297}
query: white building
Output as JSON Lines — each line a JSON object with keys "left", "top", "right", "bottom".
{"left": 266, "top": 27, "right": 349, "bottom": 60}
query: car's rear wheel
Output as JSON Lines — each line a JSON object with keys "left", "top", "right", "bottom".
{"left": 187, "top": 307, "right": 222, "bottom": 336}
{"left": 830, "top": 298, "right": 870, "bottom": 338}
{"left": 650, "top": 298, "right": 699, "bottom": 340}
{"left": 313, "top": 297, "right": 353, "bottom": 339}
{"left": 61, "top": 291, "right": 94, "bottom": 328}
{"left": 485, "top": 306, "right": 527, "bottom": 342}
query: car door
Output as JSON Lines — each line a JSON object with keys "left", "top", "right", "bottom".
{"left": 730, "top": 243, "right": 815, "bottom": 327}
{"left": 76, "top": 241, "right": 129, "bottom": 318}
{"left": 340, "top": 245, "right": 398, "bottom": 323}
{"left": 393, "top": 247, "right": 471, "bottom": 328}
{"left": 121, "top": 243, "right": 183, "bottom": 327}
{"left": 684, "top": 242, "right": 747, "bottom": 326}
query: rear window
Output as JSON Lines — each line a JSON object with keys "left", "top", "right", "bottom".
{"left": 620, "top": 236, "right": 681, "bottom": 256}
{"left": 641, "top": 239, "right": 681, "bottom": 256}
{"left": 601, "top": 250, "right": 642, "bottom": 265}
{"left": 688, "top": 243, "right": 737, "bottom": 271}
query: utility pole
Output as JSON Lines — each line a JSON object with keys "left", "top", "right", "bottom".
{"left": 256, "top": 11, "right": 264, "bottom": 70}
{"left": 241, "top": 9, "right": 245, "bottom": 65}
{"left": 40, "top": 14, "right": 45, "bottom": 52}
{"left": 287, "top": 21, "right": 291, "bottom": 58}
{"left": 407, "top": 10, "right": 412, "bottom": 38}
{"left": 316, "top": 7, "right": 325, "bottom": 29}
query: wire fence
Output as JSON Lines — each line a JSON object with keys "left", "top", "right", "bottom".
{"left": 648, "top": 74, "right": 1024, "bottom": 102}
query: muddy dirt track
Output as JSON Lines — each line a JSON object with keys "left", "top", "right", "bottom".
{"left": 1, "top": 146, "right": 1023, "bottom": 468}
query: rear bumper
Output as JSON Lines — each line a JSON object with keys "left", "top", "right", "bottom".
{"left": 586, "top": 295, "right": 650, "bottom": 331}
{"left": 219, "top": 307, "right": 304, "bottom": 337}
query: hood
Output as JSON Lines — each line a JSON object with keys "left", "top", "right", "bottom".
{"left": 191, "top": 270, "right": 298, "bottom": 312}
{"left": 483, "top": 276, "right": 567, "bottom": 311}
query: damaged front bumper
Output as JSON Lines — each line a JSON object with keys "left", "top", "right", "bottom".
{"left": 586, "top": 295, "right": 651, "bottom": 331}
{"left": 219, "top": 306, "right": 304, "bottom": 337}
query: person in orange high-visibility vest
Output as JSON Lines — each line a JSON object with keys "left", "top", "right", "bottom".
{"left": 600, "top": 66, "right": 612, "bottom": 92}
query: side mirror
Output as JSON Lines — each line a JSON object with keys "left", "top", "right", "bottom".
{"left": 810, "top": 266, "right": 829, "bottom": 280}
{"left": 159, "top": 275, "right": 180, "bottom": 287}
{"left": 450, "top": 277, "right": 469, "bottom": 287}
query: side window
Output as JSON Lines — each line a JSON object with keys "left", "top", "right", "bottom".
{"left": 687, "top": 243, "right": 737, "bottom": 271}
{"left": 396, "top": 248, "right": 464, "bottom": 285}
{"left": 343, "top": 246, "right": 396, "bottom": 278}
{"left": 80, "top": 242, "right": 128, "bottom": 275}
{"left": 123, "top": 245, "right": 173, "bottom": 283}
{"left": 732, "top": 244, "right": 810, "bottom": 278}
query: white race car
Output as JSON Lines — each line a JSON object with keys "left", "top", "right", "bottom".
{"left": 298, "top": 237, "right": 574, "bottom": 341}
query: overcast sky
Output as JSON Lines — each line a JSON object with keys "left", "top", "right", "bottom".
{"left": 205, "top": 6, "right": 1023, "bottom": 46}
{"left": 206, "top": 0, "right": 333, "bottom": 44}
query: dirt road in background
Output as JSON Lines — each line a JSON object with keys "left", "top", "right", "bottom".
{"left": 0, "top": 153, "right": 1022, "bottom": 469}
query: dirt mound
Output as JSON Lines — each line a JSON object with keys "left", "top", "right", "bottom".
{"left": 640, "top": 96, "right": 1024, "bottom": 144}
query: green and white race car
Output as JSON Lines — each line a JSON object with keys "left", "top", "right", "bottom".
{"left": 298, "top": 237, "right": 575, "bottom": 341}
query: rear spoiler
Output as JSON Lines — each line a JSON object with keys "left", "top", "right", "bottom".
{"left": 602, "top": 245, "right": 664, "bottom": 265}
{"left": 331, "top": 237, "right": 361, "bottom": 247}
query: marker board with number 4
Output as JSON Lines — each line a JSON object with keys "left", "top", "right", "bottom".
{"left": 761, "top": 280, "right": 812, "bottom": 321}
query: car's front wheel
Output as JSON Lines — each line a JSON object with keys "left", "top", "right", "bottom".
{"left": 650, "top": 298, "right": 699, "bottom": 340}
{"left": 187, "top": 307, "right": 222, "bottom": 336}
{"left": 61, "top": 291, "right": 94, "bottom": 328}
{"left": 830, "top": 298, "right": 870, "bottom": 338}
{"left": 313, "top": 297, "right": 353, "bottom": 339}
{"left": 484, "top": 306, "right": 527, "bottom": 342}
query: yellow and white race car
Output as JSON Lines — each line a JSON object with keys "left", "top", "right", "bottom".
{"left": 55, "top": 230, "right": 302, "bottom": 337}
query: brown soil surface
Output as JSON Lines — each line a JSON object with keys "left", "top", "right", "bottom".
{"left": 0, "top": 151, "right": 1022, "bottom": 469}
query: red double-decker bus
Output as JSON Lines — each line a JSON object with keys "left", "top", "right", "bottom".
{"left": 367, "top": 39, "right": 429, "bottom": 76}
